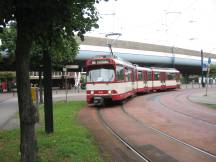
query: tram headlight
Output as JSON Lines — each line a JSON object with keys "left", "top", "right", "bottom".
{"left": 91, "top": 90, "right": 94, "bottom": 94}
{"left": 108, "top": 90, "right": 111, "bottom": 94}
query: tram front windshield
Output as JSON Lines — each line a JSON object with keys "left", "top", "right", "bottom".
{"left": 87, "top": 66, "right": 115, "bottom": 82}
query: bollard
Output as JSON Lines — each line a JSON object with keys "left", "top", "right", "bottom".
{"left": 31, "top": 87, "right": 36, "bottom": 102}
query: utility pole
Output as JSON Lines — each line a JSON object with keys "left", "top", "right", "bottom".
{"left": 171, "top": 46, "right": 175, "bottom": 68}
{"left": 205, "top": 58, "right": 212, "bottom": 96}
{"left": 201, "top": 50, "right": 205, "bottom": 87}
{"left": 205, "top": 64, "right": 210, "bottom": 96}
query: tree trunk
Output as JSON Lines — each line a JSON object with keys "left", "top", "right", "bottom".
{"left": 39, "top": 67, "right": 43, "bottom": 104}
{"left": 15, "top": 27, "right": 37, "bottom": 161}
{"left": 43, "top": 50, "right": 54, "bottom": 133}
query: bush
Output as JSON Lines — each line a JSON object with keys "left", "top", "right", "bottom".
{"left": 80, "top": 76, "right": 86, "bottom": 90}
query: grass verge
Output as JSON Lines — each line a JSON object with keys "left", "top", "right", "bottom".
{"left": 0, "top": 101, "right": 104, "bottom": 162}
{"left": 205, "top": 103, "right": 216, "bottom": 110}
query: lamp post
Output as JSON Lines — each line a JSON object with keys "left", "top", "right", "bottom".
{"left": 205, "top": 58, "right": 211, "bottom": 96}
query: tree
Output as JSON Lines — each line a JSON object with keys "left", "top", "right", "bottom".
{"left": 31, "top": 34, "right": 79, "bottom": 134}
{"left": 39, "top": 33, "right": 79, "bottom": 134}
{"left": 0, "top": 22, "right": 79, "bottom": 133}
{"left": 0, "top": 1, "right": 106, "bottom": 162}
{"left": 210, "top": 64, "right": 216, "bottom": 78}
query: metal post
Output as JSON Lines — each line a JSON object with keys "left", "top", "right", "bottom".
{"left": 205, "top": 64, "right": 211, "bottom": 96}
{"left": 201, "top": 50, "right": 205, "bottom": 87}
{"left": 65, "top": 73, "right": 68, "bottom": 102}
{"left": 171, "top": 46, "right": 175, "bottom": 68}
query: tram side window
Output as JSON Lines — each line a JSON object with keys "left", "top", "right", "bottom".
{"left": 116, "top": 65, "right": 124, "bottom": 81}
{"left": 138, "top": 71, "right": 143, "bottom": 81}
{"left": 125, "top": 67, "right": 131, "bottom": 82}
{"left": 148, "top": 72, "right": 152, "bottom": 81}
{"left": 154, "top": 72, "right": 159, "bottom": 80}
{"left": 167, "top": 73, "right": 175, "bottom": 80}
{"left": 131, "top": 69, "right": 135, "bottom": 81}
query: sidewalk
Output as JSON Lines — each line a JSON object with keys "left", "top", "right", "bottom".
{"left": 0, "top": 89, "right": 86, "bottom": 130}
{"left": 187, "top": 87, "right": 216, "bottom": 105}
{"left": 0, "top": 92, "right": 16, "bottom": 103}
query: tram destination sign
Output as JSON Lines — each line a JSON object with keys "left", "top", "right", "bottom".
{"left": 92, "top": 60, "right": 110, "bottom": 64}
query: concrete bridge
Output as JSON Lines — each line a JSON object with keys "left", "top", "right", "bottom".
{"left": 74, "top": 36, "right": 216, "bottom": 75}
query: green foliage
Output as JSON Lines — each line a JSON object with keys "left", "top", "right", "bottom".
{"left": 0, "top": 101, "right": 104, "bottom": 162}
{"left": 80, "top": 75, "right": 87, "bottom": 89}
{"left": 210, "top": 64, "right": 216, "bottom": 78}
{"left": 0, "top": 1, "right": 101, "bottom": 37}
{"left": 0, "top": 22, "right": 16, "bottom": 70}
{"left": 0, "top": 23, "right": 78, "bottom": 71}
{"left": 0, "top": 1, "right": 108, "bottom": 161}
{"left": 0, "top": 0, "right": 106, "bottom": 71}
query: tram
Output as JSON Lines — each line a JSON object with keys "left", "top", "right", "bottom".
{"left": 85, "top": 55, "right": 180, "bottom": 106}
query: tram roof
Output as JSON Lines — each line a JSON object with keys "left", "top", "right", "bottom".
{"left": 151, "top": 67, "right": 179, "bottom": 73}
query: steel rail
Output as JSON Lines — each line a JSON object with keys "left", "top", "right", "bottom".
{"left": 156, "top": 91, "right": 216, "bottom": 125}
{"left": 121, "top": 106, "right": 216, "bottom": 160}
{"left": 97, "top": 108, "right": 151, "bottom": 162}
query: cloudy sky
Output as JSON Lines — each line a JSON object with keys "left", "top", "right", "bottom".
{"left": 87, "top": 0, "right": 216, "bottom": 54}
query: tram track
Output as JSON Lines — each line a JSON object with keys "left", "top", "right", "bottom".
{"left": 95, "top": 90, "right": 216, "bottom": 162}
{"left": 121, "top": 105, "right": 216, "bottom": 160}
{"left": 154, "top": 90, "right": 216, "bottom": 125}
{"left": 97, "top": 104, "right": 216, "bottom": 161}
{"left": 97, "top": 107, "right": 151, "bottom": 162}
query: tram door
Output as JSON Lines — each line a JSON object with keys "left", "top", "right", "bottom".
{"left": 131, "top": 69, "right": 136, "bottom": 92}
{"left": 160, "top": 72, "right": 166, "bottom": 90}
{"left": 143, "top": 71, "right": 148, "bottom": 88}
{"left": 148, "top": 71, "right": 153, "bottom": 91}
{"left": 125, "top": 67, "right": 134, "bottom": 93}
{"left": 134, "top": 69, "right": 138, "bottom": 92}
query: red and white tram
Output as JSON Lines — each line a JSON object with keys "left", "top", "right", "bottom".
{"left": 86, "top": 55, "right": 180, "bottom": 106}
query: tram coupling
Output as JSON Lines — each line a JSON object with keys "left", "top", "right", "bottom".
{"left": 93, "top": 96, "right": 104, "bottom": 106}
